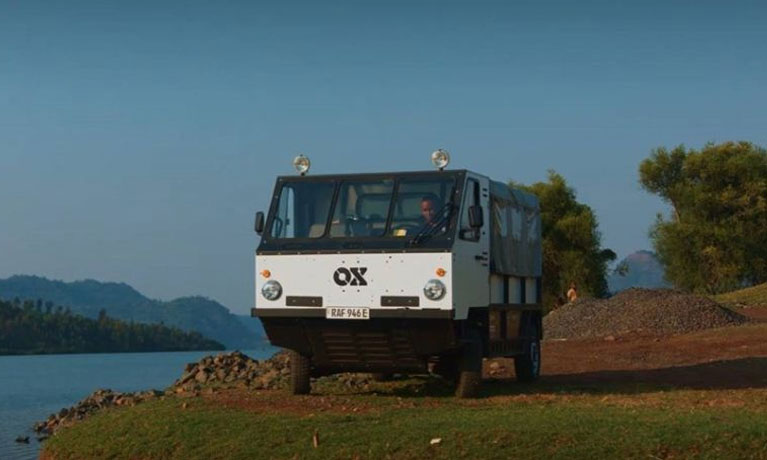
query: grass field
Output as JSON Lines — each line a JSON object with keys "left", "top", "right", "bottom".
{"left": 716, "top": 282, "right": 767, "bottom": 309}
{"left": 42, "top": 309, "right": 767, "bottom": 460}
{"left": 42, "top": 382, "right": 767, "bottom": 460}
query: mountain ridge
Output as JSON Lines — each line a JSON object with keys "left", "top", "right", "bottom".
{"left": 608, "top": 250, "right": 670, "bottom": 293}
{"left": 0, "top": 275, "right": 263, "bottom": 349}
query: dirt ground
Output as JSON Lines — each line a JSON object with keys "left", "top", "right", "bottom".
{"left": 201, "top": 307, "right": 767, "bottom": 416}
{"left": 488, "top": 306, "right": 767, "bottom": 390}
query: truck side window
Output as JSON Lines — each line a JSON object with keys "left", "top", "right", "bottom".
{"left": 459, "top": 179, "right": 480, "bottom": 241}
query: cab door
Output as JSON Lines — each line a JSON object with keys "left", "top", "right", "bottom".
{"left": 451, "top": 173, "right": 490, "bottom": 319}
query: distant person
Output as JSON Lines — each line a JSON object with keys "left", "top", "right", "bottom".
{"left": 567, "top": 282, "right": 578, "bottom": 303}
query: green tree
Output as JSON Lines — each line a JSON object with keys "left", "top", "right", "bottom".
{"left": 639, "top": 141, "right": 767, "bottom": 293}
{"left": 513, "top": 171, "right": 615, "bottom": 307}
{"left": 0, "top": 298, "right": 225, "bottom": 355}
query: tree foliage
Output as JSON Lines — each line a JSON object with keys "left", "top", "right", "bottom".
{"left": 0, "top": 298, "right": 225, "bottom": 355}
{"left": 639, "top": 141, "right": 767, "bottom": 293}
{"left": 513, "top": 171, "right": 615, "bottom": 307}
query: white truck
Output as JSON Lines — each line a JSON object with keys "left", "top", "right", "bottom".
{"left": 252, "top": 152, "right": 543, "bottom": 397}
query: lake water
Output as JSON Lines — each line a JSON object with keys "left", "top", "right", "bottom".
{"left": 0, "top": 347, "right": 279, "bottom": 460}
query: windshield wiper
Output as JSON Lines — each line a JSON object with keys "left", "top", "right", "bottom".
{"left": 409, "top": 202, "right": 454, "bottom": 246}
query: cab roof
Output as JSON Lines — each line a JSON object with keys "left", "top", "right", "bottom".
{"left": 275, "top": 169, "right": 471, "bottom": 181}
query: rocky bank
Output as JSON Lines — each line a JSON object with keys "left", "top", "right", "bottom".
{"left": 34, "top": 350, "right": 374, "bottom": 437}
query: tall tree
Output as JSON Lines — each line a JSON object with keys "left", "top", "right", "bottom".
{"left": 639, "top": 141, "right": 767, "bottom": 293}
{"left": 513, "top": 171, "right": 615, "bottom": 307}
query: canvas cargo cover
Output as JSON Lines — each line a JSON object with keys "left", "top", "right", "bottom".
{"left": 489, "top": 181, "right": 542, "bottom": 277}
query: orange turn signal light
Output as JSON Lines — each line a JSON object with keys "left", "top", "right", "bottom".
{"left": 436, "top": 268, "right": 446, "bottom": 277}
{"left": 260, "top": 269, "right": 271, "bottom": 278}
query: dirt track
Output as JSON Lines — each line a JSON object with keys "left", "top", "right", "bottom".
{"left": 489, "top": 307, "right": 767, "bottom": 390}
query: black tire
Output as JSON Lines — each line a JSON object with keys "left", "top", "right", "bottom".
{"left": 371, "top": 373, "right": 393, "bottom": 382}
{"left": 514, "top": 325, "right": 541, "bottom": 383}
{"left": 433, "top": 354, "right": 458, "bottom": 382}
{"left": 289, "top": 350, "right": 311, "bottom": 395}
{"left": 455, "top": 330, "right": 483, "bottom": 398}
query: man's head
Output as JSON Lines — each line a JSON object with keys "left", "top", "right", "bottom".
{"left": 420, "top": 197, "right": 439, "bottom": 223}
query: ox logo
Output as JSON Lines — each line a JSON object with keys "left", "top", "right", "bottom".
{"left": 333, "top": 267, "right": 368, "bottom": 286}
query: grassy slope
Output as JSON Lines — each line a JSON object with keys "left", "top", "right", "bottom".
{"left": 43, "top": 383, "right": 767, "bottom": 460}
{"left": 716, "top": 282, "right": 767, "bottom": 308}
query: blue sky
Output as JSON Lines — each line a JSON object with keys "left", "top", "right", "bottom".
{"left": 2, "top": 0, "right": 766, "bottom": 313}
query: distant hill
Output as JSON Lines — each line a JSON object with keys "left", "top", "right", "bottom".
{"left": 236, "top": 314, "right": 267, "bottom": 340}
{"left": 0, "top": 298, "right": 225, "bottom": 355}
{"left": 608, "top": 250, "right": 670, "bottom": 293}
{"left": 0, "top": 275, "right": 264, "bottom": 349}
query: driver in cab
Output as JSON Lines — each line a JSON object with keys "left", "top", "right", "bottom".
{"left": 392, "top": 196, "right": 447, "bottom": 237}
{"left": 420, "top": 196, "right": 438, "bottom": 225}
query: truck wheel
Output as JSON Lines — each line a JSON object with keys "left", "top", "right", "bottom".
{"left": 514, "top": 331, "right": 541, "bottom": 383}
{"left": 289, "top": 350, "right": 311, "bottom": 395}
{"left": 433, "top": 354, "right": 458, "bottom": 382}
{"left": 455, "top": 331, "right": 483, "bottom": 398}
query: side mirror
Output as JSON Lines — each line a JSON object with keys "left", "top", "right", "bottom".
{"left": 254, "top": 212, "right": 265, "bottom": 234}
{"left": 468, "top": 205, "right": 483, "bottom": 228}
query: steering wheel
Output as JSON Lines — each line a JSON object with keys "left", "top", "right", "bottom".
{"left": 343, "top": 214, "right": 368, "bottom": 236}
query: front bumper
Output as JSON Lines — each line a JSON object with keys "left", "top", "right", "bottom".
{"left": 251, "top": 307, "right": 454, "bottom": 319}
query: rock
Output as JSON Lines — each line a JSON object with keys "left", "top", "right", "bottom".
{"left": 15, "top": 436, "right": 30, "bottom": 444}
{"left": 33, "top": 388, "right": 164, "bottom": 436}
{"left": 604, "top": 335, "right": 616, "bottom": 342}
{"left": 179, "top": 371, "right": 195, "bottom": 384}
{"left": 194, "top": 370, "right": 209, "bottom": 383}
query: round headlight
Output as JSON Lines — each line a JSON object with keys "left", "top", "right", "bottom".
{"left": 293, "top": 154, "right": 311, "bottom": 175}
{"left": 430, "top": 149, "right": 450, "bottom": 170}
{"left": 423, "top": 279, "right": 446, "bottom": 300}
{"left": 261, "top": 280, "right": 282, "bottom": 301}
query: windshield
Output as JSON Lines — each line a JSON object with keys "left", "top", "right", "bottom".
{"left": 270, "top": 181, "right": 335, "bottom": 238}
{"left": 330, "top": 179, "right": 394, "bottom": 237}
{"left": 268, "top": 175, "right": 457, "bottom": 240}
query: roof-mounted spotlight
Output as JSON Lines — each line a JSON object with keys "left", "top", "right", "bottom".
{"left": 293, "top": 154, "right": 311, "bottom": 176}
{"left": 431, "top": 149, "right": 450, "bottom": 171}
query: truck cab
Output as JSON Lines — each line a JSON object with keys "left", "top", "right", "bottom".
{"left": 252, "top": 153, "right": 542, "bottom": 397}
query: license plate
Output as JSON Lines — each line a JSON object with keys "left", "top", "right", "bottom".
{"left": 326, "top": 307, "right": 370, "bottom": 320}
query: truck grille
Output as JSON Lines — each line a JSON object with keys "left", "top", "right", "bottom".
{"left": 314, "top": 328, "right": 423, "bottom": 370}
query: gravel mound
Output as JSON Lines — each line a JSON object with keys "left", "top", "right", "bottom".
{"left": 543, "top": 288, "right": 749, "bottom": 340}
{"left": 171, "top": 350, "right": 373, "bottom": 393}
{"left": 172, "top": 350, "right": 291, "bottom": 392}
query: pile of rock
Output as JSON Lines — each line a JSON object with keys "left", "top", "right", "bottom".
{"left": 33, "top": 389, "right": 164, "bottom": 437}
{"left": 544, "top": 288, "right": 749, "bottom": 340}
{"left": 171, "top": 350, "right": 374, "bottom": 393}
{"left": 172, "top": 350, "right": 291, "bottom": 392}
